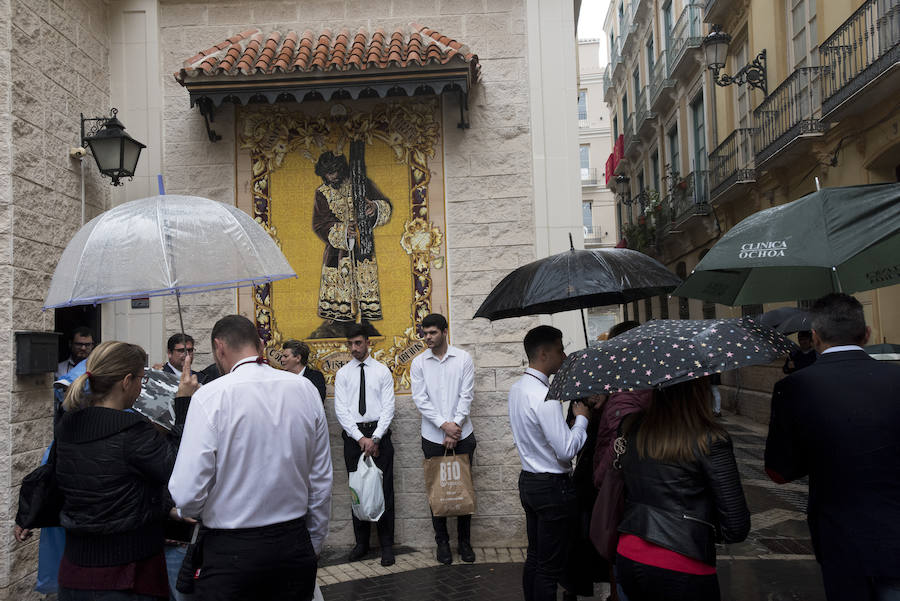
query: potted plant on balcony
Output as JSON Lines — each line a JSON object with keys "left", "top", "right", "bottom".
{"left": 643, "top": 189, "right": 662, "bottom": 215}
{"left": 623, "top": 222, "right": 657, "bottom": 254}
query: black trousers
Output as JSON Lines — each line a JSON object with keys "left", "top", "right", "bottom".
{"left": 518, "top": 471, "right": 578, "bottom": 601}
{"left": 422, "top": 434, "right": 477, "bottom": 545}
{"left": 616, "top": 553, "right": 720, "bottom": 601}
{"left": 342, "top": 426, "right": 394, "bottom": 547}
{"left": 820, "top": 556, "right": 900, "bottom": 601}
{"left": 194, "top": 517, "right": 317, "bottom": 601}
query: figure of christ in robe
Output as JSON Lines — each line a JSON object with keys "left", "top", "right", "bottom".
{"left": 309, "top": 151, "right": 392, "bottom": 339}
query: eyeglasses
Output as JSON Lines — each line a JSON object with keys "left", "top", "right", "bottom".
{"left": 173, "top": 347, "right": 195, "bottom": 354}
{"left": 72, "top": 342, "right": 94, "bottom": 349}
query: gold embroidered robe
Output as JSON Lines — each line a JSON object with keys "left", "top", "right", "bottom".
{"left": 312, "top": 179, "right": 392, "bottom": 322}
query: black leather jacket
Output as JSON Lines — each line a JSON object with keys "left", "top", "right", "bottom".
{"left": 617, "top": 425, "right": 750, "bottom": 565}
{"left": 55, "top": 407, "right": 179, "bottom": 566}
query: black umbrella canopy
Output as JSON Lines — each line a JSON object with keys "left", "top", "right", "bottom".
{"left": 672, "top": 182, "right": 900, "bottom": 305}
{"left": 474, "top": 248, "right": 681, "bottom": 321}
{"left": 547, "top": 318, "right": 796, "bottom": 401}
{"left": 758, "top": 307, "right": 813, "bottom": 334}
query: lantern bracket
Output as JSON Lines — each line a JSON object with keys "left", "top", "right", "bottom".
{"left": 80, "top": 108, "right": 120, "bottom": 147}
{"left": 198, "top": 97, "right": 222, "bottom": 143}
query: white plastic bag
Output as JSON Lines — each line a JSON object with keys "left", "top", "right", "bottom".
{"left": 348, "top": 455, "right": 385, "bottom": 521}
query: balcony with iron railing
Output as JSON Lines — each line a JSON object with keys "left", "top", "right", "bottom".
{"left": 819, "top": 0, "right": 900, "bottom": 120}
{"left": 581, "top": 167, "right": 599, "bottom": 186}
{"left": 634, "top": 87, "right": 657, "bottom": 138}
{"left": 623, "top": 111, "right": 642, "bottom": 157}
{"left": 669, "top": 170, "right": 711, "bottom": 224}
{"left": 603, "top": 66, "right": 615, "bottom": 103}
{"left": 709, "top": 128, "right": 756, "bottom": 201}
{"left": 669, "top": 3, "right": 705, "bottom": 81}
{"left": 653, "top": 171, "right": 711, "bottom": 238}
{"left": 611, "top": 36, "right": 626, "bottom": 79}
{"left": 753, "top": 66, "right": 825, "bottom": 166}
{"left": 650, "top": 50, "right": 675, "bottom": 113}
{"left": 703, "top": 0, "right": 731, "bottom": 26}
{"left": 622, "top": 0, "right": 640, "bottom": 48}
{"left": 632, "top": 0, "right": 652, "bottom": 23}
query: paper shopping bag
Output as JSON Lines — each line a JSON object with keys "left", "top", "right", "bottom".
{"left": 423, "top": 452, "right": 476, "bottom": 517}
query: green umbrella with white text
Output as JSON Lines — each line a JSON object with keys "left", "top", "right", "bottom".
{"left": 672, "top": 182, "right": 900, "bottom": 305}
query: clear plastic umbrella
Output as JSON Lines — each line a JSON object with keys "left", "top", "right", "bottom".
{"left": 44, "top": 195, "right": 296, "bottom": 332}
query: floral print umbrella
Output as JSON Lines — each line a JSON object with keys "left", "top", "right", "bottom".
{"left": 548, "top": 318, "right": 796, "bottom": 401}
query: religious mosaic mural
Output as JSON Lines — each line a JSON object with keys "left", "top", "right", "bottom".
{"left": 236, "top": 98, "right": 448, "bottom": 391}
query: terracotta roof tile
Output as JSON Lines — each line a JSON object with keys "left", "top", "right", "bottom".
{"left": 176, "top": 23, "right": 480, "bottom": 82}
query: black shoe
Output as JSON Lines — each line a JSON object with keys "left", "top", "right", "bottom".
{"left": 348, "top": 544, "right": 369, "bottom": 562}
{"left": 713, "top": 411, "right": 723, "bottom": 418}
{"left": 436, "top": 541, "right": 453, "bottom": 564}
{"left": 458, "top": 540, "right": 476, "bottom": 563}
{"left": 380, "top": 547, "right": 395, "bottom": 567}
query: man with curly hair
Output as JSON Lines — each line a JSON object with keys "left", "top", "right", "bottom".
{"left": 310, "top": 147, "right": 392, "bottom": 339}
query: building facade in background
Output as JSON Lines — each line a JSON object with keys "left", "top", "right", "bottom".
{"left": 1, "top": 0, "right": 590, "bottom": 595}
{"left": 600, "top": 0, "right": 900, "bottom": 418}
{"left": 577, "top": 38, "right": 620, "bottom": 340}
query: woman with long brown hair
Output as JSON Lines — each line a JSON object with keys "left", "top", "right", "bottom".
{"left": 614, "top": 377, "right": 749, "bottom": 601}
{"left": 17, "top": 341, "right": 196, "bottom": 601}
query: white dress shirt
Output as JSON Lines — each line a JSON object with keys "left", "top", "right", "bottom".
{"left": 166, "top": 361, "right": 182, "bottom": 378}
{"left": 411, "top": 346, "right": 475, "bottom": 444}
{"left": 169, "top": 356, "right": 333, "bottom": 552}
{"left": 822, "top": 345, "right": 864, "bottom": 354}
{"left": 508, "top": 368, "right": 588, "bottom": 474}
{"left": 333, "top": 355, "right": 395, "bottom": 441}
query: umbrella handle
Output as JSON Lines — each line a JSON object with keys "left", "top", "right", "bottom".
{"left": 175, "top": 291, "right": 186, "bottom": 341}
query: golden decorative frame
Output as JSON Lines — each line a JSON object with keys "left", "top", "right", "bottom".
{"left": 237, "top": 99, "right": 445, "bottom": 389}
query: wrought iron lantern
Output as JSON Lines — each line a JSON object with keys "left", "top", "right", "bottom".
{"left": 81, "top": 109, "right": 146, "bottom": 186}
{"left": 615, "top": 174, "right": 632, "bottom": 204}
{"left": 703, "top": 25, "right": 768, "bottom": 96}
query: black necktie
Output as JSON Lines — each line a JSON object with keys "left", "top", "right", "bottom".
{"left": 358, "top": 363, "right": 367, "bottom": 416}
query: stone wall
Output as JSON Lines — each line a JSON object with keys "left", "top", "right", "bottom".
{"left": 157, "top": 0, "right": 541, "bottom": 548}
{"left": 0, "top": 0, "right": 111, "bottom": 596}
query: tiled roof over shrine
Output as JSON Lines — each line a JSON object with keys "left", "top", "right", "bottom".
{"left": 176, "top": 24, "right": 480, "bottom": 81}
{"left": 175, "top": 23, "right": 480, "bottom": 135}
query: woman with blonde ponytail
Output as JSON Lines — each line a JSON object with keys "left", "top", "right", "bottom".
{"left": 38, "top": 340, "right": 195, "bottom": 600}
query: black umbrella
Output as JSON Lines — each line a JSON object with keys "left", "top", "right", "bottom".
{"left": 758, "top": 307, "right": 813, "bottom": 334}
{"left": 547, "top": 318, "right": 796, "bottom": 401}
{"left": 474, "top": 240, "right": 681, "bottom": 343}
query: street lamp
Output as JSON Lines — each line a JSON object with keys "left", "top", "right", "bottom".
{"left": 615, "top": 174, "right": 632, "bottom": 204}
{"left": 80, "top": 109, "right": 146, "bottom": 186}
{"left": 703, "top": 25, "right": 768, "bottom": 96}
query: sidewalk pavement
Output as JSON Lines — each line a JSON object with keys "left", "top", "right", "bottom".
{"left": 319, "top": 412, "right": 826, "bottom": 601}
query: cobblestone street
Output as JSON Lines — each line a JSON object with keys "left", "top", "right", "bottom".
{"left": 318, "top": 413, "right": 826, "bottom": 601}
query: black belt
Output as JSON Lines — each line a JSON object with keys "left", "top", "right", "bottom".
{"left": 520, "top": 470, "right": 572, "bottom": 481}
{"left": 357, "top": 421, "right": 379, "bottom": 429}
{"left": 202, "top": 515, "right": 306, "bottom": 536}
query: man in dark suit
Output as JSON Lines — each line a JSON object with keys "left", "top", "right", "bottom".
{"left": 765, "top": 293, "right": 900, "bottom": 601}
{"left": 162, "top": 333, "right": 199, "bottom": 380}
{"left": 281, "top": 339, "right": 327, "bottom": 402}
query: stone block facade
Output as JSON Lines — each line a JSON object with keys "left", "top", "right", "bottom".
{"left": 1, "top": 0, "right": 583, "bottom": 592}
{"left": 1, "top": 0, "right": 112, "bottom": 596}
{"left": 156, "top": 0, "right": 545, "bottom": 550}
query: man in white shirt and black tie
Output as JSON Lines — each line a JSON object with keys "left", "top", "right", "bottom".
{"left": 411, "top": 313, "right": 476, "bottom": 565}
{"left": 508, "top": 325, "right": 594, "bottom": 601}
{"left": 169, "top": 315, "right": 332, "bottom": 601}
{"left": 334, "top": 324, "right": 397, "bottom": 566}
